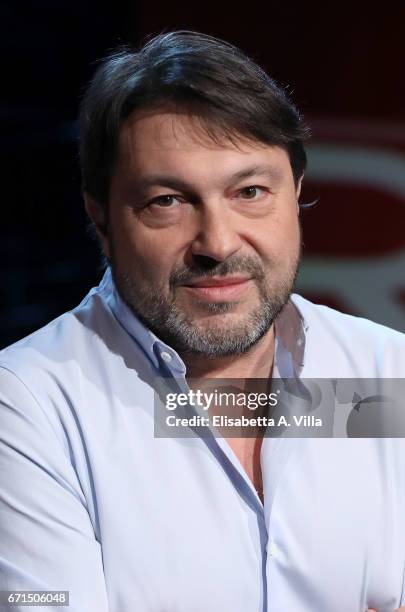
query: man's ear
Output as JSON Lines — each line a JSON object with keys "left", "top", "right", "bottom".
{"left": 296, "top": 175, "right": 303, "bottom": 214}
{"left": 83, "top": 193, "right": 110, "bottom": 259}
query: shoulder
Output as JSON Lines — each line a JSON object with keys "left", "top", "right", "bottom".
{"left": 290, "top": 294, "right": 405, "bottom": 376}
{"left": 0, "top": 284, "right": 129, "bottom": 463}
{"left": 0, "top": 287, "right": 105, "bottom": 377}
{"left": 0, "top": 282, "right": 130, "bottom": 416}
{"left": 291, "top": 293, "right": 405, "bottom": 343}
{"left": 0, "top": 279, "right": 153, "bottom": 421}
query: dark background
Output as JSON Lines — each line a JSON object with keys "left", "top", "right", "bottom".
{"left": 2, "top": 2, "right": 405, "bottom": 348}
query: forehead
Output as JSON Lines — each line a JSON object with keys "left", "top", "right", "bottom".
{"left": 120, "top": 109, "right": 258, "bottom": 150}
{"left": 115, "top": 110, "right": 293, "bottom": 180}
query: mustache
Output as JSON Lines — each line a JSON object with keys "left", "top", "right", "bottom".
{"left": 169, "top": 256, "right": 266, "bottom": 287}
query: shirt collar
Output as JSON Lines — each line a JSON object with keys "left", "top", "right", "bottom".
{"left": 274, "top": 298, "right": 308, "bottom": 378}
{"left": 98, "top": 268, "right": 308, "bottom": 378}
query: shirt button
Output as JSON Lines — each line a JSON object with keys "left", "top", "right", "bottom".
{"left": 160, "top": 351, "right": 173, "bottom": 363}
{"left": 268, "top": 541, "right": 277, "bottom": 557}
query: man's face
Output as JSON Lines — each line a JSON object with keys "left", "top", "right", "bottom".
{"left": 93, "top": 110, "right": 302, "bottom": 357}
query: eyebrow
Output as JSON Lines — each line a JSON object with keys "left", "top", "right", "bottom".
{"left": 132, "top": 164, "right": 284, "bottom": 193}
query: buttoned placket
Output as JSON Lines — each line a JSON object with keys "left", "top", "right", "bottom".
{"left": 153, "top": 320, "right": 307, "bottom": 612}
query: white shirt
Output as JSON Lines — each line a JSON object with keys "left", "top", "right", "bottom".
{"left": 0, "top": 268, "right": 404, "bottom": 612}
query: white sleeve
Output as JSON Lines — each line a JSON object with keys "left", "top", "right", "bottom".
{"left": 0, "top": 366, "right": 110, "bottom": 612}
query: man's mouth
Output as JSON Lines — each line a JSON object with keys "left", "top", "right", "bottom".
{"left": 181, "top": 276, "right": 253, "bottom": 301}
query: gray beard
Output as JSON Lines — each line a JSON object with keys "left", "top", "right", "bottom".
{"left": 110, "top": 253, "right": 300, "bottom": 358}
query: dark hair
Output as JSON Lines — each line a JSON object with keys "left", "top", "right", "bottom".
{"left": 79, "top": 30, "right": 310, "bottom": 208}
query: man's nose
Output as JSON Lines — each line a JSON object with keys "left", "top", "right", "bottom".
{"left": 189, "top": 203, "right": 243, "bottom": 262}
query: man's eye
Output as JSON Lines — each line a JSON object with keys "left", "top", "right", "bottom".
{"left": 149, "top": 195, "right": 181, "bottom": 208}
{"left": 239, "top": 186, "right": 266, "bottom": 199}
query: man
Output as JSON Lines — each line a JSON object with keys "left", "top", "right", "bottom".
{"left": 0, "top": 31, "right": 404, "bottom": 612}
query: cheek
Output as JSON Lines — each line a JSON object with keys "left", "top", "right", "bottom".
{"left": 275, "top": 209, "right": 300, "bottom": 247}
{"left": 282, "top": 217, "right": 301, "bottom": 253}
{"left": 246, "top": 214, "right": 300, "bottom": 261}
{"left": 111, "top": 215, "right": 181, "bottom": 281}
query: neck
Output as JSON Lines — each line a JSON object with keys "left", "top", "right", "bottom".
{"left": 180, "top": 325, "right": 275, "bottom": 380}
